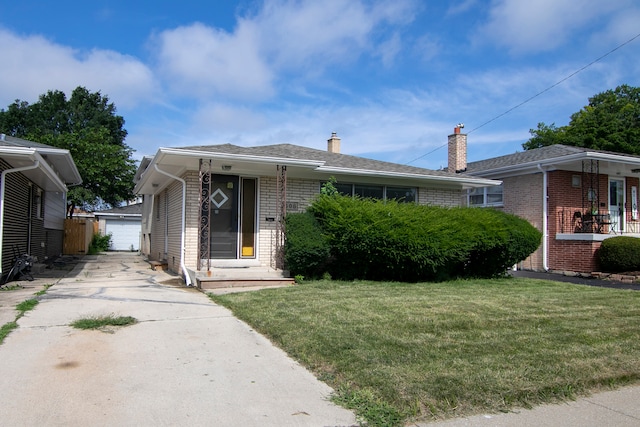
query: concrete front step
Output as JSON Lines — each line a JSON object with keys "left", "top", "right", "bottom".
{"left": 198, "top": 278, "right": 295, "bottom": 290}
{"left": 195, "top": 266, "right": 295, "bottom": 290}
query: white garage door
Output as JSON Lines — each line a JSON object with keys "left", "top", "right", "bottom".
{"left": 105, "top": 219, "right": 141, "bottom": 251}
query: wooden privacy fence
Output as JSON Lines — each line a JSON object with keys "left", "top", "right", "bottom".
{"left": 63, "top": 218, "right": 97, "bottom": 255}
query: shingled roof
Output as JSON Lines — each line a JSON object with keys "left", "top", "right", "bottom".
{"left": 179, "top": 143, "right": 460, "bottom": 178}
{"left": 0, "top": 134, "right": 59, "bottom": 149}
{"left": 467, "top": 144, "right": 640, "bottom": 174}
{"left": 466, "top": 145, "right": 590, "bottom": 172}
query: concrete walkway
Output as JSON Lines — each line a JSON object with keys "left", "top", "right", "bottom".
{"left": 0, "top": 253, "right": 356, "bottom": 426}
{"left": 2, "top": 255, "right": 640, "bottom": 426}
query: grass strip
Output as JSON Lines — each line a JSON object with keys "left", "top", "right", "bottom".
{"left": 16, "top": 298, "right": 39, "bottom": 313}
{"left": 0, "top": 298, "right": 41, "bottom": 345}
{"left": 0, "top": 321, "right": 18, "bottom": 345}
{"left": 210, "top": 278, "right": 640, "bottom": 426}
{"left": 70, "top": 315, "right": 137, "bottom": 330}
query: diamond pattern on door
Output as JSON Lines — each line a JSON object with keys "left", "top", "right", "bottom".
{"left": 210, "top": 188, "right": 229, "bottom": 208}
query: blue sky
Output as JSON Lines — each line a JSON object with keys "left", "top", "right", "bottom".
{"left": 1, "top": 0, "right": 639, "bottom": 170}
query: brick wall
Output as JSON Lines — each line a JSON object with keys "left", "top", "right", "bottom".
{"left": 183, "top": 171, "right": 200, "bottom": 270}
{"left": 549, "top": 240, "right": 601, "bottom": 272}
{"left": 501, "top": 174, "right": 544, "bottom": 270}
{"left": 417, "top": 187, "right": 464, "bottom": 207}
{"left": 257, "top": 177, "right": 320, "bottom": 267}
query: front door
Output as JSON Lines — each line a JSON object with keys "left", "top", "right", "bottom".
{"left": 609, "top": 178, "right": 624, "bottom": 233}
{"left": 210, "top": 175, "right": 239, "bottom": 258}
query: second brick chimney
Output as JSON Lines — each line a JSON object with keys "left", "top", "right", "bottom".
{"left": 448, "top": 124, "right": 467, "bottom": 173}
{"left": 327, "top": 132, "right": 341, "bottom": 153}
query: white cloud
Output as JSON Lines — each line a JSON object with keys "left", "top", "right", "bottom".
{"left": 151, "top": 0, "right": 418, "bottom": 101}
{"left": 477, "top": 0, "right": 631, "bottom": 54}
{"left": 446, "top": 0, "right": 478, "bottom": 16}
{"left": 0, "top": 29, "right": 156, "bottom": 109}
{"left": 253, "top": 0, "right": 417, "bottom": 71}
{"left": 375, "top": 33, "right": 403, "bottom": 67}
{"left": 153, "top": 22, "right": 274, "bottom": 101}
{"left": 191, "top": 103, "right": 268, "bottom": 133}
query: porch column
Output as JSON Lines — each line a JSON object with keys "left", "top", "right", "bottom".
{"left": 275, "top": 165, "right": 287, "bottom": 270}
{"left": 198, "top": 159, "right": 212, "bottom": 273}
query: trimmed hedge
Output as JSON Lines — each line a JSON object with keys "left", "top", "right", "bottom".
{"left": 284, "top": 212, "right": 331, "bottom": 279}
{"left": 285, "top": 194, "right": 541, "bottom": 282}
{"left": 598, "top": 236, "right": 640, "bottom": 272}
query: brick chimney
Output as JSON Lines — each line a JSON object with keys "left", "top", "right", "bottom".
{"left": 327, "top": 132, "right": 341, "bottom": 153}
{"left": 448, "top": 124, "right": 467, "bottom": 173}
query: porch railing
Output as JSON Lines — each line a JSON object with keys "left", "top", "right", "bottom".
{"left": 556, "top": 208, "right": 613, "bottom": 234}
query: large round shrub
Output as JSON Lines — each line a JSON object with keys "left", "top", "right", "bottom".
{"left": 305, "top": 194, "right": 541, "bottom": 281}
{"left": 598, "top": 236, "right": 640, "bottom": 272}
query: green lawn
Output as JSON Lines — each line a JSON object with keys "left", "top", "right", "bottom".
{"left": 209, "top": 278, "right": 640, "bottom": 426}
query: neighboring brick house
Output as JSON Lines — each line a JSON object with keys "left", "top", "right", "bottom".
{"left": 0, "top": 135, "right": 81, "bottom": 278}
{"left": 451, "top": 131, "right": 640, "bottom": 273}
{"left": 134, "top": 133, "right": 499, "bottom": 287}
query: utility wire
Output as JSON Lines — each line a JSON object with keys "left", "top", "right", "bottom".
{"left": 406, "top": 31, "right": 640, "bottom": 165}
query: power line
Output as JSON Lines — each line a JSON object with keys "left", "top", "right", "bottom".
{"left": 406, "top": 31, "right": 640, "bottom": 165}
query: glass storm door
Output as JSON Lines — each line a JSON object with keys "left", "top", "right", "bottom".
{"left": 609, "top": 178, "right": 624, "bottom": 233}
{"left": 210, "top": 175, "right": 239, "bottom": 258}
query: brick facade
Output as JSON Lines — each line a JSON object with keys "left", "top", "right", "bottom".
{"left": 500, "top": 174, "right": 544, "bottom": 270}
{"left": 521, "top": 170, "right": 640, "bottom": 273}
{"left": 417, "top": 187, "right": 464, "bottom": 207}
{"left": 147, "top": 169, "right": 466, "bottom": 276}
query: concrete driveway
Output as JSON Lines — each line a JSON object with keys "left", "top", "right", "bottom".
{"left": 0, "top": 252, "right": 357, "bottom": 426}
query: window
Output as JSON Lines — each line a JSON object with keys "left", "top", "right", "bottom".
{"left": 354, "top": 184, "right": 384, "bottom": 199}
{"left": 468, "top": 185, "right": 503, "bottom": 207}
{"left": 386, "top": 187, "right": 416, "bottom": 203}
{"left": 36, "top": 189, "right": 43, "bottom": 219}
{"left": 335, "top": 182, "right": 353, "bottom": 196}
{"left": 322, "top": 181, "right": 417, "bottom": 203}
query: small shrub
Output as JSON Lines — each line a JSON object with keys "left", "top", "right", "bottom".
{"left": 598, "top": 236, "right": 640, "bottom": 272}
{"left": 88, "top": 232, "right": 112, "bottom": 254}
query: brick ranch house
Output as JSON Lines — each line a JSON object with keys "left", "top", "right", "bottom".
{"left": 449, "top": 130, "right": 640, "bottom": 273}
{"left": 134, "top": 133, "right": 498, "bottom": 287}
{"left": 0, "top": 135, "right": 81, "bottom": 278}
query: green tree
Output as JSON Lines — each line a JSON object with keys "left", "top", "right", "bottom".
{"left": 0, "top": 86, "right": 136, "bottom": 214}
{"left": 523, "top": 122, "right": 567, "bottom": 149}
{"left": 523, "top": 84, "right": 640, "bottom": 154}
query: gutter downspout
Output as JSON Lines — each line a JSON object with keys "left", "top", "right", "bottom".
{"left": 537, "top": 164, "right": 549, "bottom": 271}
{"left": 0, "top": 161, "right": 40, "bottom": 277}
{"left": 153, "top": 164, "right": 192, "bottom": 286}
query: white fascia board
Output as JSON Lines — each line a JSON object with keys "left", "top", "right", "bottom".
{"left": 134, "top": 147, "right": 326, "bottom": 194}
{"left": 158, "top": 147, "right": 326, "bottom": 168}
{"left": 0, "top": 146, "right": 37, "bottom": 156}
{"left": 36, "top": 147, "right": 82, "bottom": 184}
{"left": 36, "top": 148, "right": 82, "bottom": 185}
{"left": 34, "top": 152, "right": 69, "bottom": 191}
{"left": 317, "top": 166, "right": 500, "bottom": 188}
{"left": 0, "top": 147, "right": 68, "bottom": 191}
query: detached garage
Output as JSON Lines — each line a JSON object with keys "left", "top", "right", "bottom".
{"left": 94, "top": 203, "right": 142, "bottom": 251}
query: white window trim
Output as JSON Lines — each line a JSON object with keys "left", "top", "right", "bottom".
{"left": 468, "top": 185, "right": 504, "bottom": 207}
